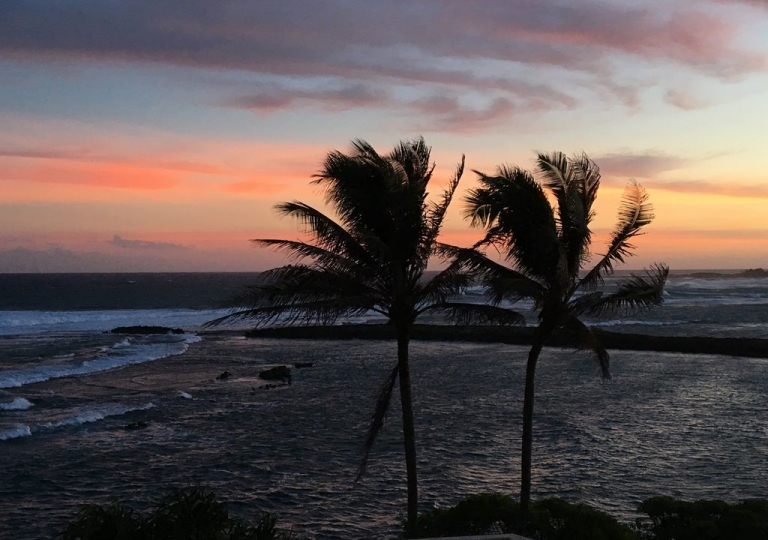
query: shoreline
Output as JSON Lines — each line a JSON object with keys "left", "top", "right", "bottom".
{"left": 241, "top": 324, "right": 768, "bottom": 359}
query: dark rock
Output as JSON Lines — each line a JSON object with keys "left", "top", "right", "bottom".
{"left": 294, "top": 362, "right": 314, "bottom": 369}
{"left": 215, "top": 371, "right": 231, "bottom": 381}
{"left": 246, "top": 324, "right": 768, "bottom": 359}
{"left": 111, "top": 326, "right": 184, "bottom": 335}
{"left": 125, "top": 421, "right": 149, "bottom": 431}
{"left": 743, "top": 268, "right": 768, "bottom": 278}
{"left": 259, "top": 366, "right": 292, "bottom": 384}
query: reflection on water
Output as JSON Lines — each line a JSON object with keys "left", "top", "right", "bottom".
{"left": 1, "top": 336, "right": 767, "bottom": 539}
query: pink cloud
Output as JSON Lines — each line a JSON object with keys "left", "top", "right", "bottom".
{"left": 1, "top": 0, "right": 764, "bottom": 126}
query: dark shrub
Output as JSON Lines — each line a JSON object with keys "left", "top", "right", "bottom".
{"left": 413, "top": 493, "right": 516, "bottom": 537}
{"left": 637, "top": 496, "right": 768, "bottom": 540}
{"left": 412, "top": 494, "right": 638, "bottom": 539}
{"left": 59, "top": 504, "right": 145, "bottom": 540}
{"left": 60, "top": 487, "right": 291, "bottom": 540}
{"left": 527, "top": 498, "right": 638, "bottom": 540}
{"left": 146, "top": 488, "right": 234, "bottom": 540}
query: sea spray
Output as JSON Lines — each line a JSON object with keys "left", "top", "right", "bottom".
{"left": 0, "top": 426, "right": 32, "bottom": 440}
{"left": 0, "top": 397, "right": 33, "bottom": 410}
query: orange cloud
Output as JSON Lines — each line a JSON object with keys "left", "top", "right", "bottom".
{"left": 3, "top": 157, "right": 182, "bottom": 190}
{"left": 0, "top": 130, "right": 332, "bottom": 203}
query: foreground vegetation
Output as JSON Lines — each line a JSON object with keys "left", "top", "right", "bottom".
{"left": 61, "top": 488, "right": 768, "bottom": 539}
{"left": 58, "top": 487, "right": 292, "bottom": 540}
{"left": 412, "top": 493, "right": 768, "bottom": 540}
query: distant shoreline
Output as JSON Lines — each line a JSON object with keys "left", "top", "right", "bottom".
{"left": 241, "top": 324, "right": 768, "bottom": 359}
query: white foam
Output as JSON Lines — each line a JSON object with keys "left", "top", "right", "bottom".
{"left": 111, "top": 338, "right": 133, "bottom": 349}
{"left": 179, "top": 391, "right": 193, "bottom": 399}
{"left": 39, "top": 402, "right": 155, "bottom": 430}
{"left": 667, "top": 277, "right": 768, "bottom": 291}
{"left": 589, "top": 320, "right": 688, "bottom": 327}
{"left": 0, "top": 334, "right": 201, "bottom": 389}
{"left": 0, "top": 397, "right": 33, "bottom": 410}
{"left": 0, "top": 426, "right": 31, "bottom": 440}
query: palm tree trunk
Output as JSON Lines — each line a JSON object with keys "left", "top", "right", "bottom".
{"left": 397, "top": 324, "right": 419, "bottom": 538}
{"left": 519, "top": 325, "right": 549, "bottom": 533}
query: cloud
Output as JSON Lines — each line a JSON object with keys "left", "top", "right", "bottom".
{"left": 409, "top": 95, "right": 518, "bottom": 133}
{"left": 646, "top": 179, "right": 768, "bottom": 199}
{"left": 108, "top": 235, "right": 190, "bottom": 250}
{"left": 664, "top": 89, "right": 707, "bottom": 110}
{"left": 709, "top": 0, "right": 768, "bottom": 8}
{"left": 218, "top": 180, "right": 295, "bottom": 195}
{"left": 226, "top": 83, "right": 388, "bottom": 113}
{"left": 226, "top": 81, "right": 570, "bottom": 132}
{"left": 1, "top": 0, "right": 764, "bottom": 127}
{"left": 0, "top": 148, "right": 93, "bottom": 160}
{"left": 594, "top": 151, "right": 689, "bottom": 178}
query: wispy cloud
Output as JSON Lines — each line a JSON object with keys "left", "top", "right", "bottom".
{"left": 595, "top": 151, "right": 689, "bottom": 178}
{"left": 225, "top": 83, "right": 388, "bottom": 113}
{"left": 646, "top": 179, "right": 768, "bottom": 199}
{"left": 108, "top": 235, "right": 191, "bottom": 250}
{"left": 663, "top": 89, "right": 707, "bottom": 111}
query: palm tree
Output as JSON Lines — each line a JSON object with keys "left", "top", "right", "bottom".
{"left": 463, "top": 152, "right": 669, "bottom": 527}
{"left": 207, "top": 138, "right": 522, "bottom": 536}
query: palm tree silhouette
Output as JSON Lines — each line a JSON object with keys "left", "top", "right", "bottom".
{"left": 208, "top": 138, "right": 522, "bottom": 536}
{"left": 464, "top": 152, "right": 669, "bottom": 528}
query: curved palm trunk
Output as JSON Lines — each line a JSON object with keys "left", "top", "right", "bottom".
{"left": 519, "top": 324, "right": 549, "bottom": 532}
{"left": 397, "top": 324, "right": 419, "bottom": 537}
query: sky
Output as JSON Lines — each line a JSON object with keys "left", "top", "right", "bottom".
{"left": 0, "top": 0, "right": 767, "bottom": 272}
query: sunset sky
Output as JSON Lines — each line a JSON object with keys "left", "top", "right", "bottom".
{"left": 1, "top": 0, "right": 766, "bottom": 272}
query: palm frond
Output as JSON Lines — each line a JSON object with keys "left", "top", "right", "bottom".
{"left": 536, "top": 151, "right": 573, "bottom": 206}
{"left": 537, "top": 152, "right": 601, "bottom": 279}
{"left": 423, "top": 155, "right": 465, "bottom": 246}
{"left": 567, "top": 153, "right": 602, "bottom": 274}
{"left": 416, "top": 241, "right": 481, "bottom": 302}
{"left": 562, "top": 314, "right": 611, "bottom": 379}
{"left": 586, "top": 263, "right": 669, "bottom": 317}
{"left": 274, "top": 202, "right": 372, "bottom": 265}
{"left": 389, "top": 136, "right": 434, "bottom": 192}
{"left": 204, "top": 297, "right": 376, "bottom": 328}
{"left": 466, "top": 167, "right": 564, "bottom": 283}
{"left": 204, "top": 265, "right": 380, "bottom": 327}
{"left": 440, "top": 243, "right": 546, "bottom": 306}
{"left": 356, "top": 364, "right": 399, "bottom": 482}
{"left": 566, "top": 291, "right": 604, "bottom": 316}
{"left": 254, "top": 239, "right": 353, "bottom": 271}
{"left": 572, "top": 152, "right": 601, "bottom": 217}
{"left": 580, "top": 180, "right": 654, "bottom": 289}
{"left": 313, "top": 141, "right": 397, "bottom": 242}
{"left": 420, "top": 302, "right": 526, "bottom": 326}
{"left": 415, "top": 259, "right": 474, "bottom": 307}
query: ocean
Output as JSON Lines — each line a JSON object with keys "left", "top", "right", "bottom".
{"left": 0, "top": 271, "right": 767, "bottom": 539}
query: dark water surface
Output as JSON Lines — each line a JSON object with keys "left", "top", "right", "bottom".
{"left": 2, "top": 336, "right": 767, "bottom": 539}
{"left": 0, "top": 273, "right": 261, "bottom": 311}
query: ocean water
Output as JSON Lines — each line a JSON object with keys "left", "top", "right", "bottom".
{"left": 0, "top": 271, "right": 767, "bottom": 539}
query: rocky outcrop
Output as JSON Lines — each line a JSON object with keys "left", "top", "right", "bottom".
{"left": 246, "top": 324, "right": 768, "bottom": 359}
{"left": 742, "top": 268, "right": 768, "bottom": 278}
{"left": 259, "top": 366, "right": 292, "bottom": 384}
{"left": 111, "top": 326, "right": 184, "bottom": 335}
